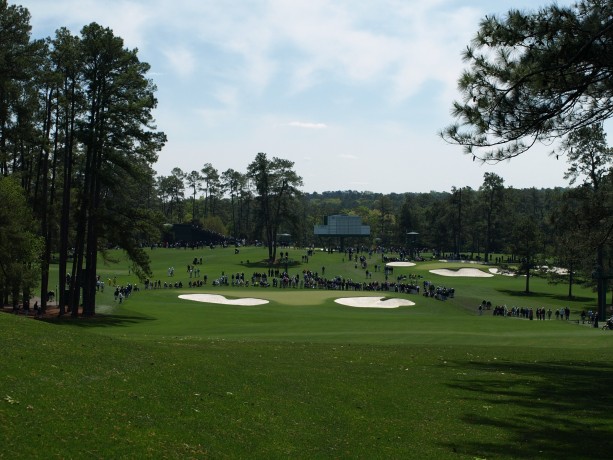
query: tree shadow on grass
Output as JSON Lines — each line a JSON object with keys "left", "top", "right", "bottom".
{"left": 240, "top": 259, "right": 302, "bottom": 269}
{"left": 496, "top": 289, "right": 594, "bottom": 303}
{"left": 42, "top": 313, "right": 155, "bottom": 329}
{"left": 442, "top": 360, "right": 613, "bottom": 459}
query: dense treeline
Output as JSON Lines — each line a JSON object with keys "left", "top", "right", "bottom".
{"left": 1, "top": 0, "right": 613, "bottom": 317}
{"left": 158, "top": 164, "right": 612, "bottom": 298}
{"left": 154, "top": 163, "right": 613, "bottom": 317}
{"left": 441, "top": 0, "right": 613, "bottom": 318}
{"left": 0, "top": 1, "right": 165, "bottom": 315}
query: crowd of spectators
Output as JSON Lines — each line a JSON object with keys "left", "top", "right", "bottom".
{"left": 485, "top": 302, "right": 573, "bottom": 321}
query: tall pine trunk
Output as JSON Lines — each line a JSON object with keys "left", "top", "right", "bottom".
{"left": 59, "top": 83, "right": 77, "bottom": 315}
{"left": 38, "top": 86, "right": 54, "bottom": 313}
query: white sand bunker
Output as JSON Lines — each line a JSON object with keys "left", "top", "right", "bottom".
{"left": 429, "top": 268, "right": 494, "bottom": 278}
{"left": 489, "top": 268, "right": 515, "bottom": 276}
{"left": 179, "top": 294, "right": 269, "bottom": 306}
{"left": 537, "top": 266, "right": 569, "bottom": 275}
{"left": 334, "top": 297, "right": 415, "bottom": 308}
{"left": 385, "top": 261, "right": 416, "bottom": 267}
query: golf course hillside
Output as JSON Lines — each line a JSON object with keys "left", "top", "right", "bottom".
{"left": 2, "top": 246, "right": 612, "bottom": 459}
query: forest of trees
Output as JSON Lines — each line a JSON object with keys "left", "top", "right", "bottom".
{"left": 1, "top": 0, "right": 612, "bottom": 317}
{"left": 0, "top": 1, "right": 165, "bottom": 316}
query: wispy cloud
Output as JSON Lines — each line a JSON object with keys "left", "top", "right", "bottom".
{"left": 286, "top": 121, "right": 328, "bottom": 129}
{"left": 22, "top": 0, "right": 577, "bottom": 193}
{"left": 162, "top": 46, "right": 196, "bottom": 79}
{"left": 27, "top": 0, "right": 154, "bottom": 48}
{"left": 26, "top": 0, "right": 482, "bottom": 101}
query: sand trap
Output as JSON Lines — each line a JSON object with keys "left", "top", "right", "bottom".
{"left": 385, "top": 261, "right": 416, "bottom": 267}
{"left": 537, "top": 266, "right": 569, "bottom": 275}
{"left": 334, "top": 297, "right": 415, "bottom": 308}
{"left": 179, "top": 294, "right": 269, "bottom": 306}
{"left": 429, "top": 268, "right": 493, "bottom": 278}
{"left": 489, "top": 268, "right": 515, "bottom": 276}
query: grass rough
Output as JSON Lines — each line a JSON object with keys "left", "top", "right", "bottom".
{"left": 2, "top": 247, "right": 612, "bottom": 459}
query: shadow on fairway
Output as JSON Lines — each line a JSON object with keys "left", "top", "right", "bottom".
{"left": 443, "top": 360, "right": 613, "bottom": 459}
{"left": 240, "top": 259, "right": 302, "bottom": 269}
{"left": 496, "top": 289, "right": 593, "bottom": 303}
{"left": 43, "top": 314, "right": 155, "bottom": 328}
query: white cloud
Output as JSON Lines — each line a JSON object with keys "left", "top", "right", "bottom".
{"left": 22, "top": 0, "right": 580, "bottom": 193}
{"left": 162, "top": 46, "right": 196, "bottom": 79}
{"left": 25, "top": 1, "right": 483, "bottom": 101}
{"left": 192, "top": 107, "right": 234, "bottom": 128}
{"left": 26, "top": 0, "right": 153, "bottom": 48}
{"left": 214, "top": 86, "right": 239, "bottom": 108}
{"left": 286, "top": 122, "right": 328, "bottom": 129}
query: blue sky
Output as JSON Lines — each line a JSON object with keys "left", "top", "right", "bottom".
{"left": 20, "top": 0, "right": 583, "bottom": 193}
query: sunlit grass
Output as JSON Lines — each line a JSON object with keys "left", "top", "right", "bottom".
{"left": 2, "top": 246, "right": 612, "bottom": 458}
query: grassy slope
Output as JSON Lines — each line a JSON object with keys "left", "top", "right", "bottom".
{"left": 2, "top": 247, "right": 612, "bottom": 459}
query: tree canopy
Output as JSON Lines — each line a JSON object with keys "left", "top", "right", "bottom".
{"left": 0, "top": 176, "right": 42, "bottom": 308}
{"left": 0, "top": 2, "right": 166, "bottom": 315}
{"left": 247, "top": 153, "right": 303, "bottom": 262}
{"left": 442, "top": 0, "right": 613, "bottom": 161}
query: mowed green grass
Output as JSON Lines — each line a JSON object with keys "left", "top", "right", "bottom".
{"left": 2, "top": 246, "right": 613, "bottom": 459}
